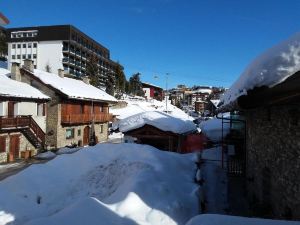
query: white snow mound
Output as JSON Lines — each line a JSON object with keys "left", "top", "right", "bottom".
{"left": 0, "top": 143, "right": 198, "bottom": 225}
{"left": 116, "top": 111, "right": 196, "bottom": 134}
{"left": 221, "top": 32, "right": 300, "bottom": 106}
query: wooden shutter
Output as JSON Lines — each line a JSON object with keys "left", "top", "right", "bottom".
{"left": 0, "top": 136, "right": 6, "bottom": 153}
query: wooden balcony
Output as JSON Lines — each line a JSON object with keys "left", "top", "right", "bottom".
{"left": 61, "top": 113, "right": 113, "bottom": 125}
{"left": 0, "top": 115, "right": 45, "bottom": 145}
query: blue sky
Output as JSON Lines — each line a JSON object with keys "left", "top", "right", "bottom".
{"left": 2, "top": 0, "right": 300, "bottom": 88}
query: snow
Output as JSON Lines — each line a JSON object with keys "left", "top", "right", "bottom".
{"left": 0, "top": 143, "right": 198, "bottom": 225}
{"left": 110, "top": 96, "right": 192, "bottom": 121}
{"left": 29, "top": 69, "right": 117, "bottom": 102}
{"left": 221, "top": 32, "right": 300, "bottom": 107}
{"left": 193, "top": 88, "right": 212, "bottom": 94}
{"left": 199, "top": 117, "right": 230, "bottom": 142}
{"left": 210, "top": 99, "right": 220, "bottom": 108}
{"left": 0, "top": 68, "right": 49, "bottom": 100}
{"left": 115, "top": 111, "right": 197, "bottom": 134}
{"left": 34, "top": 151, "right": 56, "bottom": 159}
{"left": 56, "top": 147, "right": 82, "bottom": 155}
{"left": 186, "top": 214, "right": 300, "bottom": 225}
{"left": 200, "top": 147, "right": 228, "bottom": 213}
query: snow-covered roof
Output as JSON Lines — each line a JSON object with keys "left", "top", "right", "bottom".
{"left": 221, "top": 32, "right": 300, "bottom": 108}
{"left": 192, "top": 89, "right": 212, "bottom": 94}
{"left": 142, "top": 82, "right": 163, "bottom": 90}
{"left": 116, "top": 111, "right": 196, "bottom": 134}
{"left": 0, "top": 68, "right": 49, "bottom": 100}
{"left": 27, "top": 69, "right": 117, "bottom": 102}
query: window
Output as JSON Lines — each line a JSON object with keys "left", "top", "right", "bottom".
{"left": 37, "top": 103, "right": 45, "bottom": 116}
{"left": 66, "top": 128, "right": 75, "bottom": 139}
{"left": 33, "top": 43, "right": 37, "bottom": 48}
{"left": 23, "top": 43, "right": 26, "bottom": 48}
{"left": 17, "top": 44, "right": 21, "bottom": 48}
{"left": 28, "top": 55, "right": 32, "bottom": 59}
{"left": 0, "top": 136, "right": 6, "bottom": 153}
{"left": 12, "top": 44, "right": 16, "bottom": 49}
{"left": 22, "top": 54, "right": 26, "bottom": 59}
{"left": 12, "top": 55, "right": 15, "bottom": 59}
{"left": 77, "top": 129, "right": 81, "bottom": 136}
{"left": 34, "top": 65, "right": 37, "bottom": 69}
{"left": 28, "top": 43, "right": 32, "bottom": 48}
{"left": 23, "top": 33, "right": 27, "bottom": 37}
{"left": 28, "top": 33, "right": 33, "bottom": 37}
{"left": 12, "top": 33, "right": 16, "bottom": 38}
{"left": 17, "top": 55, "right": 21, "bottom": 59}
{"left": 33, "top": 54, "right": 37, "bottom": 59}
{"left": 100, "top": 125, "right": 103, "bottom": 134}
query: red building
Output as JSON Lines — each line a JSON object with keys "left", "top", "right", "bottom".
{"left": 142, "top": 82, "right": 163, "bottom": 101}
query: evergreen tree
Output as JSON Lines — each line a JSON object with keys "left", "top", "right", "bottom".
{"left": 86, "top": 54, "right": 100, "bottom": 87}
{"left": 105, "top": 72, "right": 115, "bottom": 96}
{"left": 128, "top": 73, "right": 144, "bottom": 96}
{"left": 114, "top": 63, "right": 126, "bottom": 97}
{"left": 0, "top": 30, "right": 7, "bottom": 60}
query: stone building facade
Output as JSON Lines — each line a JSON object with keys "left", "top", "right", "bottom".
{"left": 245, "top": 105, "right": 300, "bottom": 219}
{"left": 11, "top": 60, "right": 116, "bottom": 150}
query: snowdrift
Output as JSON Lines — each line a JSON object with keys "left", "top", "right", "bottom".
{"left": 0, "top": 143, "right": 198, "bottom": 225}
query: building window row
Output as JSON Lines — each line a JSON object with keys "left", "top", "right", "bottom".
{"left": 12, "top": 42, "right": 37, "bottom": 49}
{"left": 11, "top": 30, "right": 38, "bottom": 38}
{"left": 12, "top": 54, "right": 36, "bottom": 60}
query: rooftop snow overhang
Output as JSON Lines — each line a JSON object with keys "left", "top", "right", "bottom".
{"left": 21, "top": 68, "right": 117, "bottom": 104}
{"left": 217, "top": 70, "right": 300, "bottom": 113}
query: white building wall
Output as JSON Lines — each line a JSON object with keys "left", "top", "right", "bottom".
{"left": 37, "top": 40, "right": 63, "bottom": 74}
{"left": 17, "top": 102, "right": 46, "bottom": 132}
{"left": 0, "top": 102, "right": 7, "bottom": 116}
{"left": 143, "top": 88, "right": 151, "bottom": 99}
{"left": 7, "top": 42, "right": 38, "bottom": 70}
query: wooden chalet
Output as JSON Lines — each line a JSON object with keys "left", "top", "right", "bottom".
{"left": 11, "top": 60, "right": 117, "bottom": 149}
{"left": 0, "top": 69, "right": 49, "bottom": 163}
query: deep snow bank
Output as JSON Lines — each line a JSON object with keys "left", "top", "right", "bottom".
{"left": 0, "top": 143, "right": 198, "bottom": 225}
{"left": 186, "top": 214, "right": 300, "bottom": 225}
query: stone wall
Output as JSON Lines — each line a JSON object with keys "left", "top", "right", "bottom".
{"left": 0, "top": 132, "right": 36, "bottom": 163}
{"left": 245, "top": 104, "right": 300, "bottom": 219}
{"left": 57, "top": 123, "right": 108, "bottom": 147}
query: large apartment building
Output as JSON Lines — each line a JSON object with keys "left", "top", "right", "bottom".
{"left": 6, "top": 25, "right": 120, "bottom": 86}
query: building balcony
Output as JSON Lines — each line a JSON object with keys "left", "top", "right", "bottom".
{"left": 61, "top": 113, "right": 113, "bottom": 125}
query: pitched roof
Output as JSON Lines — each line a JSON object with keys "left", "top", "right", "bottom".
{"left": 0, "top": 68, "right": 49, "bottom": 100}
{"left": 25, "top": 69, "right": 117, "bottom": 103}
{"left": 116, "top": 111, "right": 196, "bottom": 134}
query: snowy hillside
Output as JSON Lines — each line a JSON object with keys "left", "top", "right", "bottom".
{"left": 0, "top": 143, "right": 198, "bottom": 225}
{"left": 110, "top": 96, "right": 192, "bottom": 121}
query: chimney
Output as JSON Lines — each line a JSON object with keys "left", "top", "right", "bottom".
{"left": 11, "top": 62, "right": 21, "bottom": 81}
{"left": 58, "top": 69, "right": 64, "bottom": 78}
{"left": 23, "top": 59, "right": 34, "bottom": 72}
{"left": 82, "top": 76, "right": 90, "bottom": 84}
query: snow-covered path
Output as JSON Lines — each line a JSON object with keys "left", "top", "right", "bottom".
{"left": 201, "top": 147, "right": 228, "bottom": 213}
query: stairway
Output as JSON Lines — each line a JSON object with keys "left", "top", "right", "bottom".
{"left": 22, "top": 128, "right": 42, "bottom": 149}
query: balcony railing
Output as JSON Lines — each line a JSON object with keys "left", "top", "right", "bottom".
{"left": 61, "top": 113, "right": 113, "bottom": 125}
{"left": 0, "top": 115, "right": 45, "bottom": 144}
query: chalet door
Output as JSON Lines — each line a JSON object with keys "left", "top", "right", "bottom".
{"left": 8, "top": 102, "right": 15, "bottom": 117}
{"left": 83, "top": 126, "right": 90, "bottom": 146}
{"left": 9, "top": 135, "right": 20, "bottom": 162}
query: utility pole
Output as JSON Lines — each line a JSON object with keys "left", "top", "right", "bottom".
{"left": 166, "top": 73, "right": 169, "bottom": 113}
